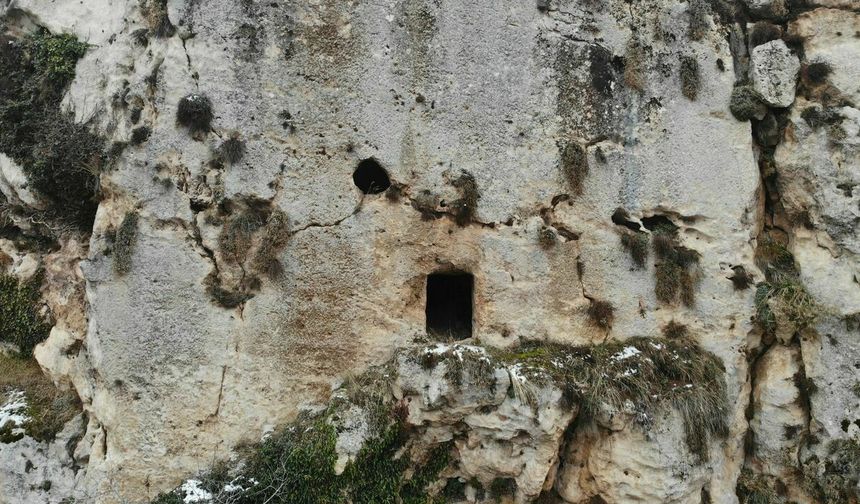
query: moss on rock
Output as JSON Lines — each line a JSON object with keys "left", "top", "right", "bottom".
{"left": 0, "top": 272, "right": 51, "bottom": 356}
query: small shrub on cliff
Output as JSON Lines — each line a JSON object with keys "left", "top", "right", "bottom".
{"left": 801, "top": 438, "right": 860, "bottom": 503}
{"left": 730, "top": 84, "right": 767, "bottom": 121}
{"left": 0, "top": 30, "right": 102, "bottom": 230}
{"left": 251, "top": 209, "right": 289, "bottom": 279}
{"left": 176, "top": 94, "right": 213, "bottom": 135}
{"left": 680, "top": 55, "right": 700, "bottom": 100}
{"left": 538, "top": 225, "right": 557, "bottom": 249}
{"left": 113, "top": 212, "right": 139, "bottom": 276}
{"left": 0, "top": 354, "right": 81, "bottom": 443}
{"left": 687, "top": 0, "right": 709, "bottom": 41}
{"left": 0, "top": 272, "right": 51, "bottom": 356}
{"left": 662, "top": 320, "right": 688, "bottom": 339}
{"left": 753, "top": 237, "right": 819, "bottom": 334}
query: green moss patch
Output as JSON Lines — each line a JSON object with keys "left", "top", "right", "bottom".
{"left": 753, "top": 238, "right": 819, "bottom": 334}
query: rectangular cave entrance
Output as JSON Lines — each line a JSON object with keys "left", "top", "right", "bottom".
{"left": 425, "top": 271, "right": 473, "bottom": 340}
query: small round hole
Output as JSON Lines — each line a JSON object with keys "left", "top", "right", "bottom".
{"left": 353, "top": 158, "right": 391, "bottom": 194}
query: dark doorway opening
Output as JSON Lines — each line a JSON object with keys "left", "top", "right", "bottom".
{"left": 426, "top": 272, "right": 473, "bottom": 340}
{"left": 352, "top": 158, "right": 391, "bottom": 194}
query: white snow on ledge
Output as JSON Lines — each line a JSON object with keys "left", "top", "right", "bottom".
{"left": 0, "top": 390, "right": 30, "bottom": 437}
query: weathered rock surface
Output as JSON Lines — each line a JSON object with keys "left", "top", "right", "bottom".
{"left": 0, "top": 0, "right": 859, "bottom": 503}
{"left": 750, "top": 40, "right": 799, "bottom": 108}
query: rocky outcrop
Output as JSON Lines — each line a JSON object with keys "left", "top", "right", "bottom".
{"left": 0, "top": 0, "right": 858, "bottom": 503}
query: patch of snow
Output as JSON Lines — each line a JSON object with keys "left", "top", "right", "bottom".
{"left": 611, "top": 346, "right": 641, "bottom": 361}
{"left": 180, "top": 480, "right": 212, "bottom": 503}
{"left": 0, "top": 390, "right": 30, "bottom": 436}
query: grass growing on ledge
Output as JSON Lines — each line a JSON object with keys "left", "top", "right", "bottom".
{"left": 152, "top": 369, "right": 452, "bottom": 504}
{"left": 493, "top": 337, "right": 729, "bottom": 461}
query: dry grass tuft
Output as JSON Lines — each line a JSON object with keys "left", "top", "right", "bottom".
{"left": 560, "top": 141, "right": 588, "bottom": 195}
{"left": 587, "top": 299, "right": 614, "bottom": 329}
{"left": 620, "top": 232, "right": 649, "bottom": 269}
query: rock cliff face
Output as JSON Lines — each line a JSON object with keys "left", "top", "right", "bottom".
{"left": 0, "top": 0, "right": 858, "bottom": 502}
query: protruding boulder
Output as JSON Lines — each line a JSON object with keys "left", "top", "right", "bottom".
{"left": 750, "top": 40, "right": 800, "bottom": 108}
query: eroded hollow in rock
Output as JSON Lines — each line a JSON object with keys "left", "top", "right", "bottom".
{"left": 426, "top": 271, "right": 473, "bottom": 340}
{"left": 352, "top": 158, "right": 391, "bottom": 194}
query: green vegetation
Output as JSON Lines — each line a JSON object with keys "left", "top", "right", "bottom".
{"left": 0, "top": 354, "right": 81, "bottom": 442}
{"left": 0, "top": 30, "right": 103, "bottom": 230}
{"left": 620, "top": 231, "right": 649, "bottom": 269}
{"left": 753, "top": 238, "right": 819, "bottom": 334}
{"left": 152, "top": 368, "right": 452, "bottom": 504}
{"left": 492, "top": 337, "right": 729, "bottom": 461}
{"left": 730, "top": 84, "right": 767, "bottom": 121}
{"left": 680, "top": 55, "right": 700, "bottom": 100}
{"left": 0, "top": 272, "right": 51, "bottom": 356}
{"left": 652, "top": 226, "right": 700, "bottom": 307}
{"left": 113, "top": 212, "right": 139, "bottom": 276}
{"left": 560, "top": 141, "right": 588, "bottom": 196}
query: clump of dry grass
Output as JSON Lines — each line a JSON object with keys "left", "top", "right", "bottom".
{"left": 0, "top": 354, "right": 81, "bottom": 442}
{"left": 113, "top": 211, "right": 139, "bottom": 276}
{"left": 539, "top": 226, "right": 557, "bottom": 249}
{"left": 730, "top": 266, "right": 754, "bottom": 290}
{"left": 451, "top": 171, "right": 479, "bottom": 226}
{"left": 494, "top": 336, "right": 729, "bottom": 461}
{"left": 623, "top": 40, "right": 646, "bottom": 91}
{"left": 219, "top": 133, "right": 246, "bottom": 164}
{"left": 251, "top": 209, "right": 289, "bottom": 279}
{"left": 587, "top": 299, "right": 614, "bottom": 329}
{"left": 662, "top": 320, "right": 688, "bottom": 339}
{"left": 753, "top": 236, "right": 820, "bottom": 334}
{"left": 620, "top": 231, "right": 649, "bottom": 269}
{"left": 560, "top": 141, "right": 588, "bottom": 195}
{"left": 679, "top": 55, "right": 700, "bottom": 100}
{"left": 651, "top": 226, "right": 700, "bottom": 307}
